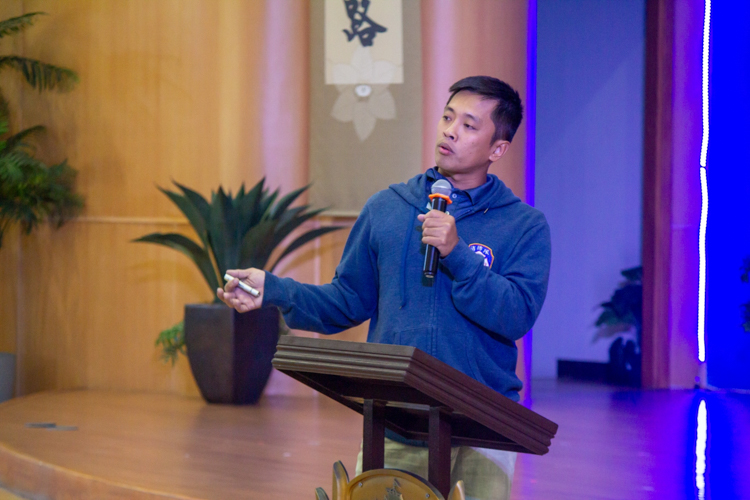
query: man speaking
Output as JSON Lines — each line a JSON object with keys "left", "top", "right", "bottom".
{"left": 218, "top": 76, "right": 551, "bottom": 500}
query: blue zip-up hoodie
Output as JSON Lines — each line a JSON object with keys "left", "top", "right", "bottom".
{"left": 263, "top": 170, "right": 551, "bottom": 402}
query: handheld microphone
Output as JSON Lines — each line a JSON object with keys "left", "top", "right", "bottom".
{"left": 423, "top": 179, "right": 453, "bottom": 278}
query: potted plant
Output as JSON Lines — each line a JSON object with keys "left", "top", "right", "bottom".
{"left": 134, "top": 179, "right": 343, "bottom": 404}
{"left": 594, "top": 266, "right": 642, "bottom": 387}
{"left": 0, "top": 12, "right": 82, "bottom": 249}
{"left": 0, "top": 13, "right": 81, "bottom": 402}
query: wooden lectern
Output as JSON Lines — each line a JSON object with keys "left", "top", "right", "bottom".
{"left": 272, "top": 336, "right": 558, "bottom": 499}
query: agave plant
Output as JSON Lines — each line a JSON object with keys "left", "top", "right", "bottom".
{"left": 135, "top": 179, "right": 344, "bottom": 364}
{"left": 135, "top": 179, "right": 343, "bottom": 298}
{"left": 0, "top": 12, "right": 81, "bottom": 248}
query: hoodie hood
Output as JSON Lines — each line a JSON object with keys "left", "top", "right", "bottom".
{"left": 388, "top": 168, "right": 521, "bottom": 219}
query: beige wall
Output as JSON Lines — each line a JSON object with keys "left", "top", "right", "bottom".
{"left": 1, "top": 0, "right": 326, "bottom": 396}
{"left": 2, "top": 0, "right": 530, "bottom": 397}
{"left": 422, "top": 0, "right": 530, "bottom": 199}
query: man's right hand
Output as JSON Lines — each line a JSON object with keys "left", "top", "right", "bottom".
{"left": 217, "top": 268, "right": 265, "bottom": 313}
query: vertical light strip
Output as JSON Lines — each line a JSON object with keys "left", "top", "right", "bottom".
{"left": 700, "top": 0, "right": 712, "bottom": 168}
{"left": 698, "top": 0, "right": 711, "bottom": 363}
{"left": 695, "top": 399, "right": 708, "bottom": 499}
{"left": 698, "top": 167, "right": 708, "bottom": 362}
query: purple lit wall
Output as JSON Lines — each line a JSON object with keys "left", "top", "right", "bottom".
{"left": 532, "top": 0, "right": 645, "bottom": 377}
{"left": 705, "top": 1, "right": 750, "bottom": 390}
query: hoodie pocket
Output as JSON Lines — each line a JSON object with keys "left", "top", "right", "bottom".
{"left": 464, "top": 331, "right": 521, "bottom": 396}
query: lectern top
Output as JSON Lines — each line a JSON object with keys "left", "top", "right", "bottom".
{"left": 272, "top": 336, "right": 558, "bottom": 455}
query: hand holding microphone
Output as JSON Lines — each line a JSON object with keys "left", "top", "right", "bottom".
{"left": 420, "top": 179, "right": 458, "bottom": 278}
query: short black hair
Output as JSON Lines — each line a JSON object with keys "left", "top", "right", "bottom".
{"left": 446, "top": 76, "right": 523, "bottom": 143}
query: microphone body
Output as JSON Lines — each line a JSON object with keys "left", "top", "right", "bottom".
{"left": 423, "top": 179, "right": 453, "bottom": 278}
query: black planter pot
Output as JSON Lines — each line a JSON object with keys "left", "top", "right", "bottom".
{"left": 606, "top": 337, "right": 642, "bottom": 387}
{"left": 184, "top": 304, "right": 280, "bottom": 405}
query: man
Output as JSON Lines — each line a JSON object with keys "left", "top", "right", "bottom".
{"left": 218, "top": 76, "right": 551, "bottom": 500}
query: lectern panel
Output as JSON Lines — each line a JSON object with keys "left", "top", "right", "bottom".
{"left": 273, "top": 336, "right": 558, "bottom": 455}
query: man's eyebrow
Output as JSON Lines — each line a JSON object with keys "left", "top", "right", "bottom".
{"left": 443, "top": 106, "right": 479, "bottom": 122}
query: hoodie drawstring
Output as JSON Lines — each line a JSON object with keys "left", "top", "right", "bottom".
{"left": 400, "top": 205, "right": 417, "bottom": 309}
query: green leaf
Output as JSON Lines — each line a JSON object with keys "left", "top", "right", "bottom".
{"left": 207, "top": 187, "right": 241, "bottom": 277}
{"left": 0, "top": 56, "right": 78, "bottom": 92}
{"left": 173, "top": 181, "right": 211, "bottom": 225}
{"left": 270, "top": 184, "right": 310, "bottom": 220}
{"left": 0, "top": 148, "right": 82, "bottom": 248}
{"left": 268, "top": 207, "right": 328, "bottom": 251}
{"left": 620, "top": 265, "right": 642, "bottom": 283}
{"left": 258, "top": 187, "right": 279, "bottom": 220}
{"left": 237, "top": 178, "right": 266, "bottom": 234}
{"left": 595, "top": 308, "right": 619, "bottom": 327}
{"left": 158, "top": 186, "right": 209, "bottom": 249}
{"left": 0, "top": 12, "right": 45, "bottom": 39}
{"left": 133, "top": 233, "right": 219, "bottom": 294}
{"left": 238, "top": 219, "right": 279, "bottom": 270}
{"left": 155, "top": 320, "right": 185, "bottom": 365}
{"left": 270, "top": 226, "right": 344, "bottom": 272}
{"left": 2, "top": 125, "right": 45, "bottom": 153}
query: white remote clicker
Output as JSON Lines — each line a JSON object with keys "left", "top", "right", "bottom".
{"left": 224, "top": 273, "right": 260, "bottom": 297}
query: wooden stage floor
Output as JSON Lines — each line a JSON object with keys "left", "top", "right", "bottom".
{"left": 0, "top": 381, "right": 748, "bottom": 499}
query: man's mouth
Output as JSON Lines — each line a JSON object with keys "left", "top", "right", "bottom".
{"left": 437, "top": 142, "right": 453, "bottom": 154}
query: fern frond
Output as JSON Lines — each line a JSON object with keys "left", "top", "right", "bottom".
{"left": 0, "top": 12, "right": 45, "bottom": 39}
{"left": 0, "top": 56, "right": 78, "bottom": 92}
{"left": 1, "top": 125, "right": 45, "bottom": 153}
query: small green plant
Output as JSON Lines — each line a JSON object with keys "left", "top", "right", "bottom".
{"left": 595, "top": 266, "right": 643, "bottom": 342}
{"left": 135, "top": 178, "right": 343, "bottom": 363}
{"left": 742, "top": 257, "right": 750, "bottom": 333}
{"left": 0, "top": 12, "right": 82, "bottom": 248}
{"left": 594, "top": 266, "right": 642, "bottom": 386}
{"left": 155, "top": 321, "right": 185, "bottom": 366}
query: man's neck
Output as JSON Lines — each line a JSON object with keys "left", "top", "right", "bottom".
{"left": 436, "top": 167, "right": 490, "bottom": 191}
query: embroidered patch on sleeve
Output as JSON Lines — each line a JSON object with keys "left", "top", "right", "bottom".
{"left": 469, "top": 243, "right": 494, "bottom": 268}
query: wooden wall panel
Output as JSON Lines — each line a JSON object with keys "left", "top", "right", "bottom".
{"left": 9, "top": 0, "right": 298, "bottom": 396}
{"left": 0, "top": 229, "right": 19, "bottom": 355}
{"left": 19, "top": 0, "right": 267, "bottom": 219}
{"left": 16, "top": 220, "right": 204, "bottom": 396}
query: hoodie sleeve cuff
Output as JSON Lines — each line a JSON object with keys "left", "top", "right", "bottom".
{"left": 440, "top": 238, "right": 485, "bottom": 282}
{"left": 262, "top": 271, "right": 292, "bottom": 312}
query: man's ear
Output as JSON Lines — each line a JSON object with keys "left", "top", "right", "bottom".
{"left": 489, "top": 140, "right": 510, "bottom": 163}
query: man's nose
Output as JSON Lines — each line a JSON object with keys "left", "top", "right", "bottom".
{"left": 443, "top": 122, "right": 457, "bottom": 140}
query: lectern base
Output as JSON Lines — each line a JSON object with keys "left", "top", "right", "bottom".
{"left": 315, "top": 461, "right": 466, "bottom": 500}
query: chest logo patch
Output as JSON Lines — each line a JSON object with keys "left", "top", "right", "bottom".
{"left": 469, "top": 243, "right": 494, "bottom": 268}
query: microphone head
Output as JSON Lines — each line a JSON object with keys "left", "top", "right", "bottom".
{"left": 431, "top": 179, "right": 453, "bottom": 197}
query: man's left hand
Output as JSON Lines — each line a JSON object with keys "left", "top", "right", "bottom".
{"left": 418, "top": 210, "right": 459, "bottom": 257}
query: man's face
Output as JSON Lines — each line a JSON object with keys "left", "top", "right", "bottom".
{"left": 434, "top": 91, "right": 508, "bottom": 177}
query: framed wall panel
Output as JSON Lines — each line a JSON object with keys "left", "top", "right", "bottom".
{"left": 309, "top": 0, "right": 422, "bottom": 215}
